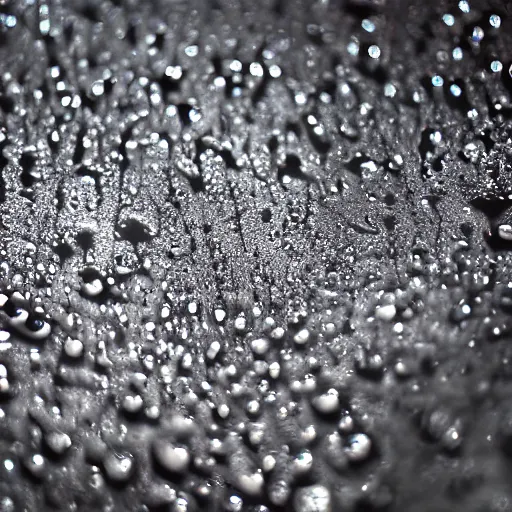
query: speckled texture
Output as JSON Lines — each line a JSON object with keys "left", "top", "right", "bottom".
{"left": 1, "top": 0, "right": 512, "bottom": 510}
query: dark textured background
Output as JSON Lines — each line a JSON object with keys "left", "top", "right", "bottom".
{"left": 1, "top": 0, "right": 512, "bottom": 510}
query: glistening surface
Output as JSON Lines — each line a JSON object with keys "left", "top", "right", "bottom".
{"left": 1, "top": 1, "right": 512, "bottom": 511}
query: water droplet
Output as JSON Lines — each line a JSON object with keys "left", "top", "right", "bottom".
{"left": 489, "top": 14, "right": 501, "bottom": 28}
{"left": 91, "top": 81, "right": 105, "bottom": 96}
{"left": 24, "top": 453, "right": 46, "bottom": 478}
{"left": 293, "top": 328, "right": 310, "bottom": 345}
{"left": 442, "top": 14, "right": 455, "bottom": 27}
{"left": 498, "top": 225, "right": 512, "bottom": 241}
{"left": 189, "top": 108, "right": 202, "bottom": 123}
{"left": 226, "top": 495, "right": 244, "bottom": 512}
{"left": 269, "top": 64, "right": 282, "bottom": 78}
{"left": 450, "top": 84, "right": 462, "bottom": 97}
{"left": 347, "top": 40, "right": 359, "bottom": 56}
{"left": 368, "top": 45, "right": 381, "bottom": 59}
{"left": 312, "top": 388, "right": 340, "bottom": 414}
{"left": 491, "top": 60, "right": 503, "bottom": 73}
{"left": 123, "top": 394, "right": 143, "bottom": 413}
{"left": 452, "top": 47, "right": 463, "bottom": 60}
{"left": 0, "top": 14, "right": 17, "bottom": 29}
{"left": 249, "top": 62, "right": 264, "bottom": 77}
{"left": 293, "top": 485, "right": 331, "bottom": 512}
{"left": 251, "top": 338, "right": 269, "bottom": 355}
{"left": 345, "top": 433, "right": 372, "bottom": 462}
{"left": 269, "top": 362, "right": 280, "bottom": 379}
{"left": 463, "top": 140, "right": 485, "bottom": 162}
{"left": 102, "top": 451, "right": 134, "bottom": 483}
{"left": 45, "top": 431, "right": 72, "bottom": 455}
{"left": 269, "top": 479, "right": 291, "bottom": 506}
{"left": 362, "top": 19, "right": 376, "bottom": 33}
{"left": 451, "top": 302, "right": 472, "bottom": 323}
{"left": 165, "top": 65, "right": 183, "bottom": 80}
{"left": 295, "top": 92, "right": 307, "bottom": 105}
{"left": 471, "top": 26, "right": 484, "bottom": 43}
{"left": 432, "top": 75, "right": 444, "bottom": 87}
{"left": 64, "top": 338, "right": 83, "bottom": 358}
{"left": 236, "top": 472, "right": 264, "bottom": 496}
{"left": 384, "top": 83, "right": 397, "bottom": 97}
{"left": 292, "top": 450, "right": 314, "bottom": 475}
{"left": 375, "top": 304, "right": 396, "bottom": 321}
{"left": 184, "top": 45, "right": 198, "bottom": 57}
{"left": 214, "top": 309, "right": 226, "bottom": 323}
{"left": 458, "top": 1, "right": 470, "bottom": 13}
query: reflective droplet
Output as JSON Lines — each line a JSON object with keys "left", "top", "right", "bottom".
{"left": 452, "top": 47, "right": 463, "bottom": 60}
{"left": 293, "top": 328, "right": 310, "bottom": 345}
{"left": 442, "top": 14, "right": 455, "bottom": 27}
{"left": 45, "top": 431, "right": 72, "bottom": 455}
{"left": 293, "top": 485, "right": 331, "bottom": 512}
{"left": 251, "top": 338, "right": 269, "bottom": 355}
{"left": 123, "top": 394, "right": 143, "bottom": 413}
{"left": 375, "top": 304, "right": 396, "bottom": 321}
{"left": 431, "top": 75, "right": 444, "bottom": 87}
{"left": 292, "top": 450, "right": 313, "bottom": 475}
{"left": 498, "top": 225, "right": 512, "bottom": 241}
{"left": 347, "top": 40, "right": 359, "bottom": 56}
{"left": 153, "top": 440, "right": 190, "bottom": 473}
{"left": 458, "top": 0, "right": 470, "bottom": 13}
{"left": 345, "top": 433, "right": 372, "bottom": 462}
{"left": 91, "top": 81, "right": 105, "bottom": 96}
{"left": 450, "top": 84, "right": 462, "bottom": 97}
{"left": 64, "top": 338, "right": 83, "bottom": 358}
{"left": 491, "top": 60, "right": 503, "bottom": 73}
{"left": 165, "top": 65, "right": 183, "bottom": 80}
{"left": 362, "top": 19, "right": 375, "bottom": 33}
{"left": 471, "top": 26, "right": 484, "bottom": 43}
{"left": 312, "top": 388, "right": 340, "bottom": 414}
{"left": 269, "top": 64, "right": 282, "bottom": 78}
{"left": 368, "top": 45, "right": 381, "bottom": 59}
{"left": 82, "top": 278, "right": 103, "bottom": 297}
{"left": 184, "top": 45, "right": 198, "bottom": 57}
{"left": 0, "top": 14, "right": 17, "bottom": 28}
{"left": 249, "top": 62, "right": 264, "bottom": 77}
{"left": 489, "top": 14, "right": 501, "bottom": 28}
{"left": 236, "top": 471, "right": 264, "bottom": 496}
{"left": 24, "top": 454, "right": 46, "bottom": 478}
{"left": 102, "top": 451, "right": 134, "bottom": 483}
{"left": 384, "top": 83, "right": 396, "bottom": 97}
{"left": 463, "top": 140, "right": 485, "bottom": 162}
{"left": 268, "top": 479, "right": 291, "bottom": 506}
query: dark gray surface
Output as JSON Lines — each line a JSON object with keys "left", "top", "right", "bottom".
{"left": 1, "top": 0, "right": 512, "bottom": 510}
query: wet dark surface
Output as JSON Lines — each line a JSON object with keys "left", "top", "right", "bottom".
{"left": 1, "top": 0, "right": 512, "bottom": 510}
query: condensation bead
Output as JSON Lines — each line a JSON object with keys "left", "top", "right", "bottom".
{"left": 153, "top": 440, "right": 190, "bottom": 473}
{"left": 345, "top": 433, "right": 372, "bottom": 462}
{"left": 293, "top": 485, "right": 331, "bottom": 512}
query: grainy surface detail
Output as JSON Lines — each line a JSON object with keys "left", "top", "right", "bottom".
{"left": 1, "top": 0, "right": 512, "bottom": 510}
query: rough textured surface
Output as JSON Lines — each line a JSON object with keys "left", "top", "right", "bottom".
{"left": 1, "top": 0, "right": 512, "bottom": 510}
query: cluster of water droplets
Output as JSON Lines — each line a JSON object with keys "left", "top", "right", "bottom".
{"left": 0, "top": 0, "right": 512, "bottom": 510}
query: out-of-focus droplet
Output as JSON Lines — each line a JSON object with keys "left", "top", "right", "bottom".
{"left": 368, "top": 45, "right": 381, "bottom": 59}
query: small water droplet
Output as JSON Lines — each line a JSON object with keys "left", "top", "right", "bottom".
{"left": 442, "top": 14, "right": 455, "bottom": 27}
{"left": 293, "top": 485, "right": 331, "bottom": 512}
{"left": 368, "top": 45, "right": 381, "bottom": 59}
{"left": 362, "top": 19, "right": 376, "bottom": 33}
{"left": 471, "top": 26, "right": 484, "bottom": 43}
{"left": 458, "top": 1, "right": 470, "bottom": 14}
{"left": 489, "top": 14, "right": 501, "bottom": 29}
{"left": 432, "top": 75, "right": 444, "bottom": 87}
{"left": 453, "top": 47, "right": 463, "bottom": 60}
{"left": 491, "top": 60, "right": 503, "bottom": 73}
{"left": 345, "top": 433, "right": 372, "bottom": 462}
